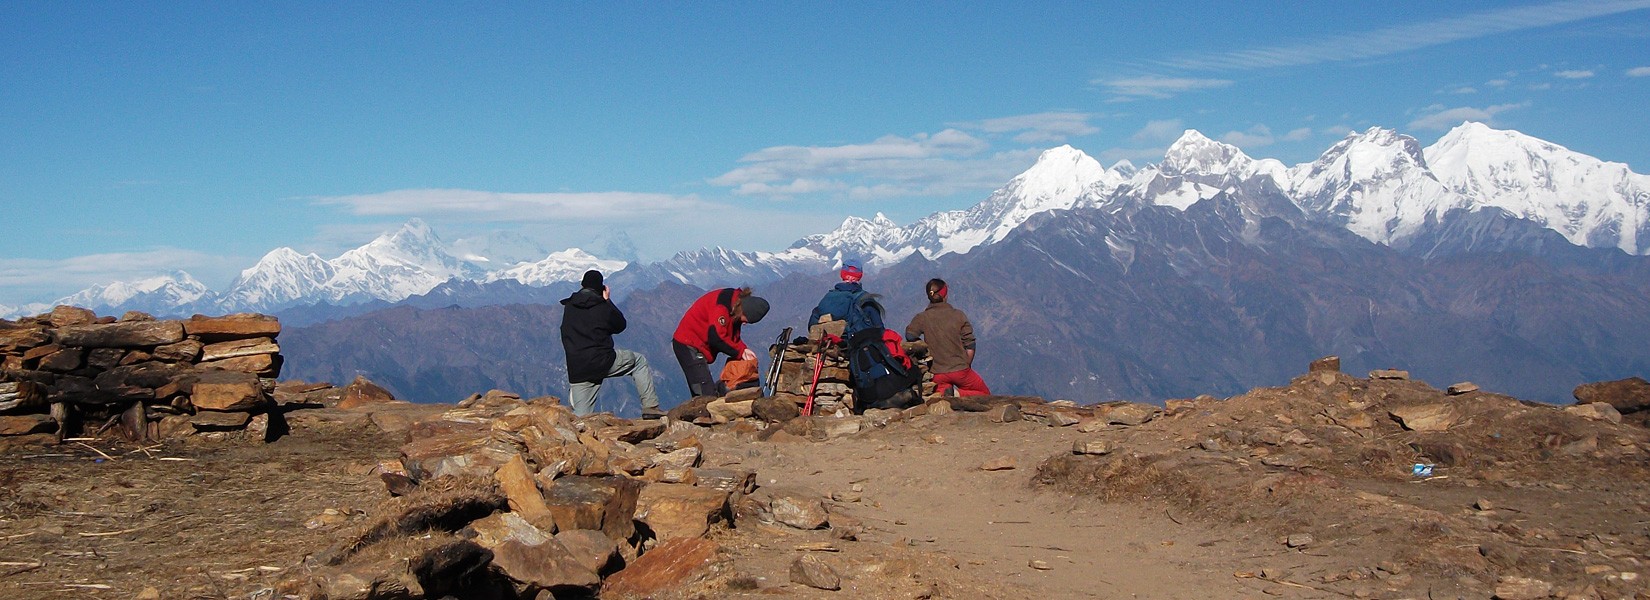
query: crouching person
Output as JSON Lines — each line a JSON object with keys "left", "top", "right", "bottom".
{"left": 561, "top": 270, "right": 664, "bottom": 418}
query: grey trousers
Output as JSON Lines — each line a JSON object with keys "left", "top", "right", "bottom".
{"left": 568, "top": 349, "right": 660, "bottom": 416}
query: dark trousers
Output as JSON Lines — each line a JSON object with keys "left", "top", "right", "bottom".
{"left": 672, "top": 340, "right": 726, "bottom": 398}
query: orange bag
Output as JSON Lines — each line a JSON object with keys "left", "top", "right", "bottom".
{"left": 719, "top": 358, "right": 760, "bottom": 389}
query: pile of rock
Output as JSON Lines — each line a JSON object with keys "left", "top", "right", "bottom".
{"left": 0, "top": 305, "right": 284, "bottom": 445}
{"left": 764, "top": 321, "right": 937, "bottom": 416}
{"left": 295, "top": 395, "right": 842, "bottom": 598}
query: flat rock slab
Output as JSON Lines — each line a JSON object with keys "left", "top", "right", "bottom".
{"left": 54, "top": 320, "right": 185, "bottom": 348}
{"left": 1369, "top": 369, "right": 1410, "bottom": 380}
{"left": 554, "top": 529, "right": 620, "bottom": 574}
{"left": 182, "top": 314, "right": 282, "bottom": 340}
{"left": 1102, "top": 402, "right": 1159, "bottom": 426}
{"left": 0, "top": 414, "right": 57, "bottom": 436}
{"left": 466, "top": 511, "right": 551, "bottom": 549}
{"left": 543, "top": 475, "right": 641, "bottom": 540}
{"left": 766, "top": 488, "right": 829, "bottom": 530}
{"left": 191, "top": 370, "right": 267, "bottom": 411}
{"left": 199, "top": 337, "right": 279, "bottom": 362}
{"left": 601, "top": 538, "right": 717, "bottom": 598}
{"left": 190, "top": 410, "right": 253, "bottom": 429}
{"left": 491, "top": 538, "right": 599, "bottom": 591}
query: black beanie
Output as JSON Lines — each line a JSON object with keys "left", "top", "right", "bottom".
{"left": 581, "top": 270, "right": 603, "bottom": 290}
{"left": 742, "top": 296, "right": 769, "bottom": 323}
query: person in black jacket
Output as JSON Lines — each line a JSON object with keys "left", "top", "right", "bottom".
{"left": 560, "top": 270, "right": 663, "bottom": 418}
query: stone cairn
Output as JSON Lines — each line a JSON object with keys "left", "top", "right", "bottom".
{"left": 0, "top": 305, "right": 284, "bottom": 445}
{"left": 761, "top": 319, "right": 937, "bottom": 416}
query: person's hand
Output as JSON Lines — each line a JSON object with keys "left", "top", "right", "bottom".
{"left": 741, "top": 348, "right": 757, "bottom": 361}
{"left": 602, "top": 285, "right": 611, "bottom": 300}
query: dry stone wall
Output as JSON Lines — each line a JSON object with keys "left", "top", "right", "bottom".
{"left": 0, "top": 305, "right": 284, "bottom": 444}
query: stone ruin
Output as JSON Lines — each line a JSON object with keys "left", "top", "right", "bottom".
{"left": 0, "top": 305, "right": 285, "bottom": 446}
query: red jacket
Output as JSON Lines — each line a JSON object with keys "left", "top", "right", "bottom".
{"left": 672, "top": 288, "right": 747, "bottom": 359}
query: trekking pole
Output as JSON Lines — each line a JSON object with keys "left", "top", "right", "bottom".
{"left": 803, "top": 344, "right": 825, "bottom": 416}
{"left": 763, "top": 327, "right": 792, "bottom": 397}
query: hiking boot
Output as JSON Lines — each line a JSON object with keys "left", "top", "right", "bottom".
{"left": 640, "top": 407, "right": 666, "bottom": 420}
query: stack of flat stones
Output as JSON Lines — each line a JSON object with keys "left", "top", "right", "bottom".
{"left": 766, "top": 320, "right": 935, "bottom": 415}
{"left": 0, "top": 305, "right": 284, "bottom": 446}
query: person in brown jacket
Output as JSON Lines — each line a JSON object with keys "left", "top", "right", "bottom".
{"left": 903, "top": 278, "right": 991, "bottom": 396}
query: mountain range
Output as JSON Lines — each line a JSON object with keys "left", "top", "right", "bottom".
{"left": 9, "top": 121, "right": 1648, "bottom": 409}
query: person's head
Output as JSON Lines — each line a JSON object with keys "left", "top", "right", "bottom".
{"left": 731, "top": 287, "right": 769, "bottom": 324}
{"left": 580, "top": 270, "right": 604, "bottom": 291}
{"left": 839, "top": 262, "right": 863, "bottom": 283}
{"left": 925, "top": 278, "right": 948, "bottom": 304}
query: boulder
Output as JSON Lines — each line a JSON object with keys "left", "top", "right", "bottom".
{"left": 1102, "top": 402, "right": 1159, "bottom": 426}
{"left": 1446, "top": 382, "right": 1479, "bottom": 395}
{"left": 705, "top": 398, "right": 755, "bottom": 424}
{"left": 37, "top": 347, "right": 83, "bottom": 372}
{"left": 635, "top": 483, "right": 730, "bottom": 540}
{"left": 1573, "top": 377, "right": 1650, "bottom": 414}
{"left": 980, "top": 456, "right": 1017, "bottom": 471}
{"left": 600, "top": 538, "right": 717, "bottom": 598}
{"left": 790, "top": 554, "right": 841, "bottom": 591}
{"left": 338, "top": 376, "right": 398, "bottom": 410}
{"left": 1389, "top": 403, "right": 1457, "bottom": 432}
{"left": 465, "top": 511, "right": 551, "bottom": 549}
{"left": 93, "top": 362, "right": 181, "bottom": 400}
{"left": 986, "top": 403, "right": 1021, "bottom": 423}
{"left": 753, "top": 394, "right": 802, "bottom": 422}
{"left": 766, "top": 488, "right": 829, "bottom": 530}
{"left": 1564, "top": 402, "right": 1623, "bottom": 424}
{"left": 542, "top": 475, "right": 641, "bottom": 540}
{"left": 651, "top": 447, "right": 701, "bottom": 470}
{"left": 667, "top": 396, "right": 715, "bottom": 422}
{"left": 182, "top": 314, "right": 282, "bottom": 340}
{"left": 554, "top": 529, "right": 620, "bottom": 574}
{"left": 1073, "top": 439, "right": 1114, "bottom": 455}
{"left": 1308, "top": 355, "right": 1340, "bottom": 373}
{"left": 495, "top": 455, "right": 555, "bottom": 529}
{"left": 54, "top": 320, "right": 185, "bottom": 348}
{"left": 490, "top": 538, "right": 599, "bottom": 592}
{"left": 400, "top": 432, "right": 523, "bottom": 480}
{"left": 190, "top": 370, "right": 266, "bottom": 411}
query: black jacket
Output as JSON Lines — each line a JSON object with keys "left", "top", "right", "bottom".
{"left": 560, "top": 288, "right": 627, "bottom": 384}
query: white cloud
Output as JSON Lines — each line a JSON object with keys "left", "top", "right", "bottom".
{"left": 0, "top": 248, "right": 245, "bottom": 307}
{"left": 950, "top": 112, "right": 1100, "bottom": 144}
{"left": 1486, "top": 78, "right": 1511, "bottom": 87}
{"left": 1448, "top": 86, "right": 1479, "bottom": 94}
{"left": 310, "top": 189, "right": 713, "bottom": 221}
{"left": 1555, "top": 69, "right": 1597, "bottom": 78}
{"left": 1626, "top": 66, "right": 1650, "bottom": 76}
{"left": 1156, "top": 0, "right": 1650, "bottom": 71}
{"left": 1282, "top": 127, "right": 1314, "bottom": 142}
{"left": 1221, "top": 125, "right": 1278, "bottom": 149}
{"left": 1096, "top": 76, "right": 1232, "bottom": 100}
{"left": 708, "top": 130, "right": 1034, "bottom": 200}
{"left": 1407, "top": 102, "right": 1531, "bottom": 131}
{"left": 1529, "top": 82, "right": 1553, "bottom": 90}
{"left": 1131, "top": 119, "right": 1187, "bottom": 143}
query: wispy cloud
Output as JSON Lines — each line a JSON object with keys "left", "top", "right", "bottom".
{"left": 311, "top": 189, "right": 713, "bottom": 221}
{"left": 1095, "top": 76, "right": 1232, "bottom": 101}
{"left": 1221, "top": 125, "right": 1279, "bottom": 149}
{"left": 1407, "top": 102, "right": 1531, "bottom": 131}
{"left": 1157, "top": 0, "right": 1650, "bottom": 71}
{"left": 1131, "top": 119, "right": 1187, "bottom": 143}
{"left": 1555, "top": 69, "right": 1597, "bottom": 78}
{"left": 1626, "top": 66, "right": 1650, "bottom": 76}
{"left": 950, "top": 111, "right": 1100, "bottom": 144}
{"left": 0, "top": 249, "right": 245, "bottom": 306}
{"left": 708, "top": 130, "right": 1034, "bottom": 200}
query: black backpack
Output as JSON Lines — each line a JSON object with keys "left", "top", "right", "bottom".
{"left": 846, "top": 327, "right": 918, "bottom": 411}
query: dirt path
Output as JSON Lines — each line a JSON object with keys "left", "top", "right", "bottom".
{"left": 704, "top": 415, "right": 1350, "bottom": 599}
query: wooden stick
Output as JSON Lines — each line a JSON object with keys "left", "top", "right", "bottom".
{"left": 71, "top": 441, "right": 114, "bottom": 461}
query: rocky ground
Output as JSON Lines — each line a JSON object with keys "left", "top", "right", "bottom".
{"left": 1, "top": 364, "right": 1646, "bottom": 599}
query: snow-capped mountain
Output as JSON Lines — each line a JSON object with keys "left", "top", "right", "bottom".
{"left": 486, "top": 249, "right": 628, "bottom": 287}
{"left": 18, "top": 121, "right": 1649, "bottom": 321}
{"left": 1289, "top": 127, "right": 1466, "bottom": 243}
{"left": 1424, "top": 122, "right": 1650, "bottom": 255}
{"left": 55, "top": 271, "right": 214, "bottom": 316}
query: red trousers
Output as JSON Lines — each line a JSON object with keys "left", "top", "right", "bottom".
{"left": 934, "top": 368, "right": 991, "bottom": 396}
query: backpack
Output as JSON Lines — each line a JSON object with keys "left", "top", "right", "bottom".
{"left": 846, "top": 327, "right": 918, "bottom": 411}
{"left": 815, "top": 289, "right": 885, "bottom": 338}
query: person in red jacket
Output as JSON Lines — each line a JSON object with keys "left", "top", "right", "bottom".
{"left": 672, "top": 287, "right": 770, "bottom": 398}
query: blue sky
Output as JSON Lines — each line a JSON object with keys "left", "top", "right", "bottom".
{"left": 3, "top": 1, "right": 1649, "bottom": 305}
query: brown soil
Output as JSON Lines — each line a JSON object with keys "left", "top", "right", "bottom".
{"left": 3, "top": 372, "right": 1648, "bottom": 600}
